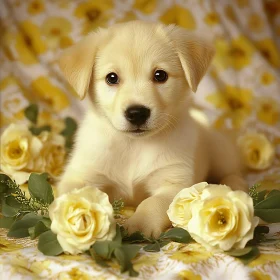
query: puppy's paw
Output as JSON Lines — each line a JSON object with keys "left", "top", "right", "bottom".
{"left": 124, "top": 211, "right": 170, "bottom": 239}
{"left": 220, "top": 174, "right": 248, "bottom": 192}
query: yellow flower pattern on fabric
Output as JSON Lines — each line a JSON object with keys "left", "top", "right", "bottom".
{"left": 27, "top": 0, "right": 44, "bottom": 15}
{"left": 169, "top": 243, "right": 212, "bottom": 264}
{"left": 204, "top": 12, "right": 219, "bottom": 26}
{"left": 178, "top": 270, "right": 202, "bottom": 280}
{"left": 214, "top": 36, "right": 254, "bottom": 70}
{"left": 13, "top": 21, "right": 46, "bottom": 64}
{"left": 57, "top": 268, "right": 91, "bottom": 280}
{"left": 236, "top": 0, "right": 249, "bottom": 8}
{"left": 133, "top": 0, "right": 157, "bottom": 14}
{"left": 260, "top": 72, "right": 275, "bottom": 85}
{"left": 20, "top": 21, "right": 46, "bottom": 55}
{"left": 206, "top": 86, "right": 253, "bottom": 128}
{"left": 0, "top": 238, "right": 24, "bottom": 253}
{"left": 248, "top": 14, "right": 264, "bottom": 32}
{"left": 256, "top": 39, "right": 280, "bottom": 67}
{"left": 41, "top": 17, "right": 72, "bottom": 50}
{"left": 10, "top": 21, "right": 46, "bottom": 64}
{"left": 257, "top": 97, "right": 280, "bottom": 125}
{"left": 251, "top": 271, "right": 271, "bottom": 280}
{"left": 227, "top": 36, "right": 254, "bottom": 70}
{"left": 31, "top": 77, "right": 69, "bottom": 111}
{"left": 74, "top": 1, "right": 113, "bottom": 35}
{"left": 116, "top": 11, "right": 137, "bottom": 23}
{"left": 160, "top": 6, "right": 196, "bottom": 30}
{"left": 225, "top": 5, "right": 237, "bottom": 22}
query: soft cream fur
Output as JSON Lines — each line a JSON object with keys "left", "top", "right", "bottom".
{"left": 58, "top": 21, "right": 247, "bottom": 237}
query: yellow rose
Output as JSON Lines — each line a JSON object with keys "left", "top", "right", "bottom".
{"left": 49, "top": 186, "right": 116, "bottom": 255}
{"left": 167, "top": 182, "right": 208, "bottom": 228}
{"left": 238, "top": 133, "right": 275, "bottom": 170}
{"left": 39, "top": 132, "right": 66, "bottom": 178}
{"left": 0, "top": 124, "right": 44, "bottom": 183}
{"left": 170, "top": 184, "right": 259, "bottom": 252}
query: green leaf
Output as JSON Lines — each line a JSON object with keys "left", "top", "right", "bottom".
{"left": 1, "top": 202, "right": 18, "bottom": 217}
{"left": 38, "top": 230, "right": 63, "bottom": 256}
{"left": 5, "top": 195, "right": 22, "bottom": 208}
{"left": 89, "top": 248, "right": 109, "bottom": 267}
{"left": 159, "top": 240, "right": 170, "bottom": 248}
{"left": 61, "top": 117, "right": 77, "bottom": 137}
{"left": 60, "top": 117, "right": 77, "bottom": 149}
{"left": 0, "top": 217, "right": 15, "bottom": 229}
{"left": 29, "top": 125, "right": 51, "bottom": 136}
{"left": 24, "top": 104, "right": 39, "bottom": 124}
{"left": 128, "top": 267, "right": 139, "bottom": 278}
{"left": 143, "top": 242, "right": 161, "bottom": 252}
{"left": 255, "top": 190, "right": 267, "bottom": 204}
{"left": 121, "top": 244, "right": 140, "bottom": 260}
{"left": 8, "top": 213, "right": 42, "bottom": 238}
{"left": 254, "top": 194, "right": 280, "bottom": 222}
{"left": 235, "top": 246, "right": 260, "bottom": 264}
{"left": 123, "top": 231, "right": 146, "bottom": 243}
{"left": 114, "top": 247, "right": 139, "bottom": 277}
{"left": 112, "top": 198, "right": 125, "bottom": 215}
{"left": 28, "top": 226, "right": 35, "bottom": 238}
{"left": 255, "top": 194, "right": 280, "bottom": 208}
{"left": 248, "top": 225, "right": 270, "bottom": 245}
{"left": 161, "top": 228, "right": 193, "bottom": 243}
{"left": 255, "top": 225, "right": 270, "bottom": 234}
{"left": 254, "top": 209, "right": 280, "bottom": 223}
{"left": 267, "top": 189, "right": 280, "bottom": 198}
{"left": 1, "top": 196, "right": 22, "bottom": 217}
{"left": 28, "top": 173, "right": 54, "bottom": 205}
{"left": 226, "top": 247, "right": 254, "bottom": 257}
{"left": 91, "top": 241, "right": 111, "bottom": 259}
{"left": 92, "top": 225, "right": 122, "bottom": 259}
{"left": 0, "top": 174, "right": 14, "bottom": 193}
{"left": 30, "top": 218, "right": 52, "bottom": 239}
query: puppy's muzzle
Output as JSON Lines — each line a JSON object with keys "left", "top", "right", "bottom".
{"left": 125, "top": 105, "right": 151, "bottom": 126}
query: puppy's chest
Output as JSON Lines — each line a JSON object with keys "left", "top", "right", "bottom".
{"left": 99, "top": 143, "right": 161, "bottom": 187}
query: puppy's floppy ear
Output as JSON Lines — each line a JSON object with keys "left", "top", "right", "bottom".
{"left": 58, "top": 31, "right": 103, "bottom": 99}
{"left": 166, "top": 25, "right": 215, "bottom": 92}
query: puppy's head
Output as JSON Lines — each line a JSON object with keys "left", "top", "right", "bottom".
{"left": 59, "top": 21, "right": 214, "bottom": 138}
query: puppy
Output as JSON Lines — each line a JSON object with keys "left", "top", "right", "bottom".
{"left": 58, "top": 21, "right": 247, "bottom": 238}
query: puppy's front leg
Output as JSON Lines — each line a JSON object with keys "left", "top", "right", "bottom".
{"left": 57, "top": 165, "right": 110, "bottom": 197}
{"left": 124, "top": 193, "right": 176, "bottom": 238}
{"left": 125, "top": 166, "right": 192, "bottom": 238}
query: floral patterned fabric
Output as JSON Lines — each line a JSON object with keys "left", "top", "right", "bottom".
{"left": 0, "top": 0, "right": 280, "bottom": 279}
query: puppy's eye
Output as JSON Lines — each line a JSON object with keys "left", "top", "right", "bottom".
{"left": 106, "top": 72, "right": 119, "bottom": 85}
{"left": 154, "top": 70, "right": 168, "bottom": 83}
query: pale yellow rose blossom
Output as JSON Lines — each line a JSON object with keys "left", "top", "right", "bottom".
{"left": 167, "top": 182, "right": 208, "bottom": 228}
{"left": 0, "top": 124, "right": 66, "bottom": 184}
{"left": 49, "top": 186, "right": 116, "bottom": 255}
{"left": 0, "top": 124, "right": 44, "bottom": 183}
{"left": 39, "top": 131, "right": 66, "bottom": 178}
{"left": 168, "top": 183, "right": 259, "bottom": 252}
{"left": 238, "top": 132, "right": 275, "bottom": 170}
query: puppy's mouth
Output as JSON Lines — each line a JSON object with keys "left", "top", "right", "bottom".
{"left": 127, "top": 128, "right": 148, "bottom": 134}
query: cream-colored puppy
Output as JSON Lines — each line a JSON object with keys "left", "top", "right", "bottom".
{"left": 58, "top": 21, "right": 247, "bottom": 237}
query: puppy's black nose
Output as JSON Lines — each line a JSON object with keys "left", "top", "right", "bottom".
{"left": 125, "top": 105, "right": 151, "bottom": 126}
